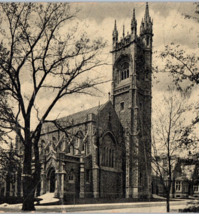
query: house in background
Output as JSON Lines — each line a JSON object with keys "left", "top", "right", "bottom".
{"left": 152, "top": 153, "right": 199, "bottom": 198}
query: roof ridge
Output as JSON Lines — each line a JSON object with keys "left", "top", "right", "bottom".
{"left": 58, "top": 100, "right": 110, "bottom": 121}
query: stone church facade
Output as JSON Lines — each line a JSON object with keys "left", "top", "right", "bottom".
{"left": 3, "top": 3, "right": 153, "bottom": 200}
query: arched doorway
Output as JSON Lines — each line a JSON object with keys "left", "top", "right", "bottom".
{"left": 47, "top": 168, "right": 56, "bottom": 193}
{"left": 50, "top": 169, "right": 55, "bottom": 193}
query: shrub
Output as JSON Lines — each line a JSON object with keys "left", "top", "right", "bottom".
{"left": 179, "top": 200, "right": 199, "bottom": 212}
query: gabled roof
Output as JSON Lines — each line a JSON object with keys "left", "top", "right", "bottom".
{"left": 58, "top": 101, "right": 108, "bottom": 123}
{"left": 42, "top": 101, "right": 110, "bottom": 134}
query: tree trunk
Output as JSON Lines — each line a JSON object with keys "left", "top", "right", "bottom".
{"left": 166, "top": 192, "right": 170, "bottom": 212}
{"left": 22, "top": 175, "right": 35, "bottom": 211}
{"left": 22, "top": 143, "right": 35, "bottom": 211}
{"left": 33, "top": 140, "right": 41, "bottom": 197}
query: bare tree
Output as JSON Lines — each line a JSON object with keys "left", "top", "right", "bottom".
{"left": 157, "top": 43, "right": 199, "bottom": 137}
{"left": 0, "top": 3, "right": 107, "bottom": 210}
{"left": 151, "top": 89, "right": 194, "bottom": 212}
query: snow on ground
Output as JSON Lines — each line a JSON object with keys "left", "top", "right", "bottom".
{"left": 36, "top": 192, "right": 59, "bottom": 204}
{"left": 0, "top": 203, "right": 22, "bottom": 209}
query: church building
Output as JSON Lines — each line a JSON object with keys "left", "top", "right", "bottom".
{"left": 4, "top": 3, "right": 153, "bottom": 200}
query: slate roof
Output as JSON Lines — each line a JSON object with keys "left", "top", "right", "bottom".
{"left": 41, "top": 101, "right": 109, "bottom": 134}
{"left": 58, "top": 101, "right": 108, "bottom": 123}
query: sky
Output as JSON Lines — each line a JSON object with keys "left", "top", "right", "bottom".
{"left": 2, "top": 2, "right": 199, "bottom": 146}
{"left": 45, "top": 2, "right": 199, "bottom": 119}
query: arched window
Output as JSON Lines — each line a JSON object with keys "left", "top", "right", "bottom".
{"left": 106, "top": 148, "right": 109, "bottom": 166}
{"left": 113, "top": 150, "right": 115, "bottom": 168}
{"left": 100, "top": 133, "right": 117, "bottom": 168}
{"left": 69, "top": 170, "right": 75, "bottom": 183}
{"left": 52, "top": 137, "right": 57, "bottom": 150}
{"left": 101, "top": 147, "right": 105, "bottom": 166}
{"left": 109, "top": 149, "right": 112, "bottom": 167}
{"left": 146, "top": 36, "right": 150, "bottom": 46}
{"left": 120, "top": 62, "right": 129, "bottom": 81}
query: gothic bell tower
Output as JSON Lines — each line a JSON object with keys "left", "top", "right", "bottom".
{"left": 111, "top": 3, "right": 153, "bottom": 199}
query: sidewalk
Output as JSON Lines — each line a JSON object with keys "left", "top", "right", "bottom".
{"left": 0, "top": 199, "right": 190, "bottom": 212}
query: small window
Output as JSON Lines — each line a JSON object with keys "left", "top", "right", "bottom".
{"left": 140, "top": 103, "right": 142, "bottom": 112}
{"left": 120, "top": 102, "right": 124, "bottom": 111}
{"left": 183, "top": 184, "right": 189, "bottom": 193}
{"left": 69, "top": 171, "right": 75, "bottom": 183}
{"left": 176, "top": 181, "right": 181, "bottom": 191}
{"left": 86, "top": 169, "right": 91, "bottom": 183}
{"left": 194, "top": 185, "right": 198, "bottom": 192}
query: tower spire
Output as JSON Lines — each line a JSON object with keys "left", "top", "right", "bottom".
{"left": 114, "top": 20, "right": 117, "bottom": 31}
{"left": 112, "top": 20, "right": 118, "bottom": 47}
{"left": 123, "top": 25, "right": 125, "bottom": 37}
{"left": 133, "top": 8, "right": 135, "bottom": 21}
{"left": 131, "top": 8, "right": 137, "bottom": 35}
{"left": 140, "top": 2, "right": 153, "bottom": 37}
{"left": 144, "top": 2, "right": 150, "bottom": 21}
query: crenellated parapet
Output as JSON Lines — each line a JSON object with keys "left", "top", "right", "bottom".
{"left": 113, "top": 33, "right": 132, "bottom": 51}
{"left": 112, "top": 3, "right": 153, "bottom": 52}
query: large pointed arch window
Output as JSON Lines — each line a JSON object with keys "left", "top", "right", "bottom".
{"left": 100, "top": 133, "right": 117, "bottom": 168}
{"left": 120, "top": 62, "right": 129, "bottom": 81}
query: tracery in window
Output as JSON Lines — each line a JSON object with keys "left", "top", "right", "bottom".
{"left": 100, "top": 133, "right": 116, "bottom": 168}
{"left": 120, "top": 62, "right": 129, "bottom": 81}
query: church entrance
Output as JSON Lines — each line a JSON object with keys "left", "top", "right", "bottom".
{"left": 49, "top": 168, "right": 55, "bottom": 193}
